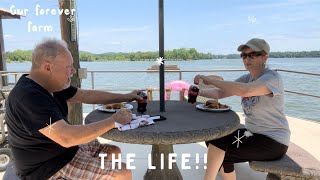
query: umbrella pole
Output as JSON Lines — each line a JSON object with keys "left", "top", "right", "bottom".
{"left": 159, "top": 0, "right": 165, "bottom": 112}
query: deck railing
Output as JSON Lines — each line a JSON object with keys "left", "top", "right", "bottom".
{"left": 1, "top": 69, "right": 319, "bottom": 99}
{"left": 1, "top": 69, "right": 319, "bottom": 118}
{"left": 274, "top": 69, "right": 320, "bottom": 98}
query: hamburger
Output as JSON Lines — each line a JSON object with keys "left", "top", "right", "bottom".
{"left": 105, "top": 103, "right": 125, "bottom": 109}
{"left": 205, "top": 100, "right": 228, "bottom": 109}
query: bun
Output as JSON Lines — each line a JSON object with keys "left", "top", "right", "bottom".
{"left": 205, "top": 101, "right": 219, "bottom": 108}
{"left": 205, "top": 101, "right": 228, "bottom": 109}
{"left": 105, "top": 103, "right": 125, "bottom": 109}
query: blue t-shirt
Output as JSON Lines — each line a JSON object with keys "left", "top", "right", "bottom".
{"left": 6, "top": 74, "right": 79, "bottom": 180}
{"left": 235, "top": 68, "right": 291, "bottom": 146}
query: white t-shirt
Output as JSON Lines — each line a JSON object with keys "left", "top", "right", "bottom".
{"left": 235, "top": 68, "right": 291, "bottom": 146}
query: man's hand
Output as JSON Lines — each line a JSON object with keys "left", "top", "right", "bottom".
{"left": 109, "top": 109, "right": 132, "bottom": 127}
{"left": 126, "top": 90, "right": 143, "bottom": 102}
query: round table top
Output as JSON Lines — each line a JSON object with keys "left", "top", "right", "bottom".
{"left": 85, "top": 101, "right": 240, "bottom": 145}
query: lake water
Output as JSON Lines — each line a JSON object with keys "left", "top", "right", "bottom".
{"left": 5, "top": 58, "right": 320, "bottom": 122}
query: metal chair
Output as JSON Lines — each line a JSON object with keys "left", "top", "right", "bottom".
{"left": 146, "top": 87, "right": 172, "bottom": 101}
{"left": 165, "top": 80, "right": 190, "bottom": 101}
{"left": 0, "top": 90, "right": 12, "bottom": 172}
{"left": 0, "top": 90, "right": 7, "bottom": 145}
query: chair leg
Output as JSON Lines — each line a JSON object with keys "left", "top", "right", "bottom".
{"left": 147, "top": 89, "right": 153, "bottom": 101}
{"left": 180, "top": 88, "right": 188, "bottom": 101}
{"left": 166, "top": 88, "right": 171, "bottom": 101}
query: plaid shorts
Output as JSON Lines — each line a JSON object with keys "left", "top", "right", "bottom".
{"left": 49, "top": 140, "right": 119, "bottom": 180}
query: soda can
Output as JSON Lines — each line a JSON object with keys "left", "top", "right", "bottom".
{"left": 137, "top": 91, "right": 148, "bottom": 113}
{"left": 188, "top": 85, "right": 199, "bottom": 104}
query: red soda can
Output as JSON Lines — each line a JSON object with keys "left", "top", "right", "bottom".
{"left": 137, "top": 91, "right": 147, "bottom": 113}
{"left": 188, "top": 85, "right": 199, "bottom": 104}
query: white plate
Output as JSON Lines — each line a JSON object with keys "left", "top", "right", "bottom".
{"left": 97, "top": 104, "right": 133, "bottom": 113}
{"left": 196, "top": 104, "right": 231, "bottom": 112}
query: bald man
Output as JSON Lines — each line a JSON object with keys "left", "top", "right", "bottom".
{"left": 6, "top": 39, "right": 140, "bottom": 180}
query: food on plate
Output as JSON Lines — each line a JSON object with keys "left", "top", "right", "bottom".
{"left": 205, "top": 100, "right": 228, "bottom": 109}
{"left": 105, "top": 103, "right": 125, "bottom": 109}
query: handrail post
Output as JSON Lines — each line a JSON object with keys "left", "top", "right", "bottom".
{"left": 91, "top": 72, "right": 94, "bottom": 90}
{"left": 0, "top": 73, "right": 2, "bottom": 89}
{"left": 14, "top": 74, "right": 18, "bottom": 83}
{"left": 91, "top": 72, "right": 95, "bottom": 110}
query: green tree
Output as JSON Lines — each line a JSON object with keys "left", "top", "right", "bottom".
{"left": 6, "top": 58, "right": 12, "bottom": 63}
{"left": 6, "top": 49, "right": 320, "bottom": 62}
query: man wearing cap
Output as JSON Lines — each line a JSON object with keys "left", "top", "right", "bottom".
{"left": 194, "top": 38, "right": 290, "bottom": 180}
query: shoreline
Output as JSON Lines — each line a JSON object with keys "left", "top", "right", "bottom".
{"left": 5, "top": 56, "right": 320, "bottom": 63}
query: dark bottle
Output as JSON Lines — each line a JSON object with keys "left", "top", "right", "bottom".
{"left": 137, "top": 91, "right": 148, "bottom": 113}
{"left": 188, "top": 85, "right": 199, "bottom": 104}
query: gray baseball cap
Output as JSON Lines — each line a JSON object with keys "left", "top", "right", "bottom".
{"left": 237, "top": 38, "right": 270, "bottom": 54}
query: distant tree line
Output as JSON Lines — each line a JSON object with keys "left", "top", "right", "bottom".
{"left": 79, "top": 48, "right": 215, "bottom": 61}
{"left": 213, "top": 51, "right": 320, "bottom": 59}
{"left": 269, "top": 51, "right": 320, "bottom": 58}
{"left": 5, "top": 48, "right": 320, "bottom": 62}
{"left": 6, "top": 50, "right": 32, "bottom": 63}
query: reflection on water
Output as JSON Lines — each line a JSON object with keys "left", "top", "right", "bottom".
{"left": 6, "top": 58, "right": 320, "bottom": 121}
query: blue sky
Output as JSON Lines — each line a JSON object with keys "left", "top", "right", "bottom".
{"left": 1, "top": 0, "right": 320, "bottom": 54}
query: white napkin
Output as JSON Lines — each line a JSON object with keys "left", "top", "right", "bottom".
{"left": 114, "top": 114, "right": 157, "bottom": 131}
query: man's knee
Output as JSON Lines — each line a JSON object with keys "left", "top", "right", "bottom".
{"left": 106, "top": 145, "right": 121, "bottom": 160}
{"left": 116, "top": 163, "right": 132, "bottom": 179}
{"left": 110, "top": 145, "right": 121, "bottom": 155}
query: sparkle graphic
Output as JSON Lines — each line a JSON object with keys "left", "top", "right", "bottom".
{"left": 45, "top": 117, "right": 55, "bottom": 135}
{"left": 232, "top": 130, "right": 245, "bottom": 148}
{"left": 67, "top": 15, "right": 75, "bottom": 22}
{"left": 156, "top": 57, "right": 164, "bottom": 66}
{"left": 248, "top": 16, "right": 257, "bottom": 23}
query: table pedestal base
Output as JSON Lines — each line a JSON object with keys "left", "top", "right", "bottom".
{"left": 144, "top": 144, "right": 183, "bottom": 180}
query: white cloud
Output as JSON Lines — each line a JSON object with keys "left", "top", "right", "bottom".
{"left": 264, "top": 32, "right": 320, "bottom": 52}
{"left": 110, "top": 41, "right": 121, "bottom": 45}
{"left": 268, "top": 31, "right": 320, "bottom": 40}
{"left": 4, "top": 34, "right": 15, "bottom": 40}
{"left": 244, "top": 0, "right": 318, "bottom": 9}
{"left": 250, "top": 33, "right": 265, "bottom": 38}
{"left": 79, "top": 25, "right": 151, "bottom": 39}
{"left": 308, "top": 31, "right": 320, "bottom": 38}
{"left": 268, "top": 35, "right": 288, "bottom": 40}
{"left": 267, "top": 12, "right": 319, "bottom": 24}
{"left": 79, "top": 32, "right": 92, "bottom": 38}
{"left": 77, "top": 25, "right": 156, "bottom": 53}
{"left": 111, "top": 26, "right": 150, "bottom": 32}
{"left": 208, "top": 23, "right": 233, "bottom": 31}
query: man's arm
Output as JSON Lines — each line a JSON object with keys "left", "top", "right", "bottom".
{"left": 196, "top": 75, "right": 272, "bottom": 98}
{"left": 39, "top": 118, "right": 113, "bottom": 148}
{"left": 39, "top": 109, "right": 132, "bottom": 147}
{"left": 67, "top": 89, "right": 141, "bottom": 104}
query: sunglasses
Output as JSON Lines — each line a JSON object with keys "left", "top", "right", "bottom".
{"left": 240, "top": 52, "right": 263, "bottom": 59}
